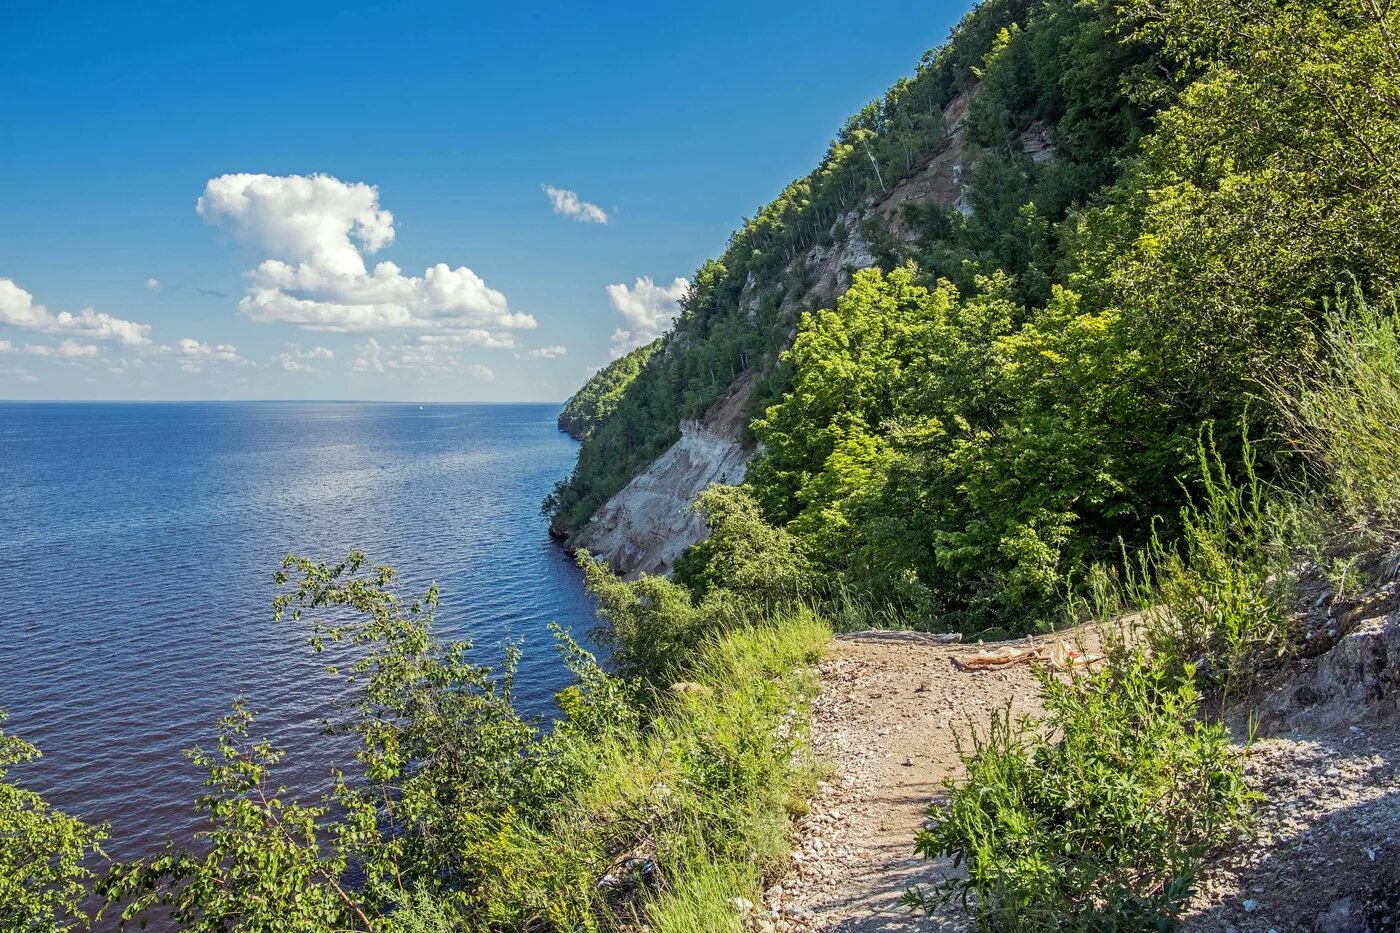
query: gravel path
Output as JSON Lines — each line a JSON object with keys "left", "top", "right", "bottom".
{"left": 1180, "top": 721, "right": 1400, "bottom": 931}
{"left": 758, "top": 631, "right": 1052, "bottom": 932}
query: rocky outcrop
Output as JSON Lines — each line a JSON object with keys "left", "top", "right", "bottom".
{"left": 1262, "top": 608, "right": 1400, "bottom": 730}
{"left": 786, "top": 84, "right": 981, "bottom": 314}
{"left": 565, "top": 373, "right": 759, "bottom": 578}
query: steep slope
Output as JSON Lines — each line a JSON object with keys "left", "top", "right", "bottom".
{"left": 548, "top": 0, "right": 1146, "bottom": 576}
{"left": 565, "top": 372, "right": 759, "bottom": 577}
{"left": 561, "top": 86, "right": 986, "bottom": 576}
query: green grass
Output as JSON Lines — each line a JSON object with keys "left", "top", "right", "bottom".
{"left": 561, "top": 610, "right": 830, "bottom": 929}
{"left": 1272, "top": 294, "right": 1400, "bottom": 536}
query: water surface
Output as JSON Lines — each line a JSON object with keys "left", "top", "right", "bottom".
{"left": 0, "top": 401, "right": 592, "bottom": 862}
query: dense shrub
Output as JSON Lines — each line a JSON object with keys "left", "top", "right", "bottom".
{"left": 673, "top": 484, "right": 815, "bottom": 609}
{"left": 907, "top": 650, "right": 1252, "bottom": 929}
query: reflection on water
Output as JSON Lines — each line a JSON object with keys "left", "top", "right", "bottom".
{"left": 0, "top": 401, "right": 594, "bottom": 864}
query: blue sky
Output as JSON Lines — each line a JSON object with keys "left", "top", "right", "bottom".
{"left": 1, "top": 0, "right": 968, "bottom": 402}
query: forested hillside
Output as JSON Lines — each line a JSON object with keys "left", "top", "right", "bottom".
{"left": 553, "top": 0, "right": 1400, "bottom": 631}
{"left": 8, "top": 0, "right": 1400, "bottom": 929}
{"left": 556, "top": 341, "right": 659, "bottom": 440}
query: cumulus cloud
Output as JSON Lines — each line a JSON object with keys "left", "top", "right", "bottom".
{"left": 351, "top": 337, "right": 499, "bottom": 378}
{"left": 605, "top": 275, "right": 688, "bottom": 355}
{"left": 167, "top": 338, "right": 244, "bottom": 362}
{"left": 145, "top": 277, "right": 162, "bottom": 290}
{"left": 526, "top": 345, "right": 567, "bottom": 359}
{"left": 24, "top": 340, "right": 101, "bottom": 359}
{"left": 152, "top": 338, "right": 248, "bottom": 373}
{"left": 542, "top": 185, "right": 609, "bottom": 224}
{"left": 198, "top": 173, "right": 536, "bottom": 339}
{"left": 272, "top": 343, "right": 334, "bottom": 372}
{"left": 0, "top": 278, "right": 152, "bottom": 346}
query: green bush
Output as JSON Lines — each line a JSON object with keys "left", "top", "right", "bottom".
{"left": 577, "top": 549, "right": 716, "bottom": 687}
{"left": 673, "top": 484, "right": 816, "bottom": 610}
{"left": 1125, "top": 425, "right": 1296, "bottom": 699}
{"left": 584, "top": 484, "right": 818, "bottom": 687}
{"left": 0, "top": 711, "right": 107, "bottom": 933}
{"left": 907, "top": 649, "right": 1252, "bottom": 930}
{"left": 86, "top": 551, "right": 829, "bottom": 932}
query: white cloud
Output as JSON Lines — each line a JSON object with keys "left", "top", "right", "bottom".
{"left": 605, "top": 275, "right": 688, "bottom": 355}
{"left": 198, "top": 173, "right": 536, "bottom": 339}
{"left": 38, "top": 340, "right": 100, "bottom": 359}
{"left": 351, "top": 337, "right": 498, "bottom": 378}
{"left": 526, "top": 345, "right": 567, "bottom": 359}
{"left": 0, "top": 278, "right": 152, "bottom": 346}
{"left": 398, "top": 329, "right": 515, "bottom": 350}
{"left": 352, "top": 338, "right": 386, "bottom": 373}
{"left": 154, "top": 338, "right": 248, "bottom": 373}
{"left": 145, "top": 277, "right": 162, "bottom": 290}
{"left": 0, "top": 340, "right": 10, "bottom": 352}
{"left": 272, "top": 343, "right": 334, "bottom": 372}
{"left": 167, "top": 337, "right": 244, "bottom": 362}
{"left": 542, "top": 185, "right": 609, "bottom": 224}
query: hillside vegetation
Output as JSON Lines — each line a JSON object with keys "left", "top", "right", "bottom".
{"left": 552, "top": 0, "right": 1400, "bottom": 634}
{"left": 6, "top": 0, "right": 1400, "bottom": 929}
{"left": 556, "top": 340, "right": 660, "bottom": 441}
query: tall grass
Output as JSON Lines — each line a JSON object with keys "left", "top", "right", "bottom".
{"left": 1271, "top": 294, "right": 1400, "bottom": 536}
{"left": 580, "top": 611, "right": 830, "bottom": 929}
{"left": 1122, "top": 424, "right": 1296, "bottom": 699}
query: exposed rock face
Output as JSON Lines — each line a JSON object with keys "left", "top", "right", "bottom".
{"left": 790, "top": 84, "right": 981, "bottom": 313}
{"left": 565, "top": 374, "right": 758, "bottom": 578}
{"left": 1262, "top": 609, "right": 1400, "bottom": 730}
{"left": 1019, "top": 120, "right": 1054, "bottom": 164}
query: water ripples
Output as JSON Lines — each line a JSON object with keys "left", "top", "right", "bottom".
{"left": 0, "top": 401, "right": 595, "bottom": 865}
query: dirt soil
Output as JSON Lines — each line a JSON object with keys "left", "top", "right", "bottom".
{"left": 1181, "top": 720, "right": 1400, "bottom": 932}
{"left": 757, "top": 630, "right": 1062, "bottom": 932}
{"left": 756, "top": 624, "right": 1400, "bottom": 933}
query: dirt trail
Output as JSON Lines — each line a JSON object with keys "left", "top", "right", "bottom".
{"left": 759, "top": 631, "right": 1060, "bottom": 932}
{"left": 757, "top": 623, "right": 1400, "bottom": 933}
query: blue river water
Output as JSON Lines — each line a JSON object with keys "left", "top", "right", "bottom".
{"left": 0, "top": 401, "right": 595, "bottom": 863}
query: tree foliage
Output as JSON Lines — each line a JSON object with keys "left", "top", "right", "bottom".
{"left": 555, "top": 340, "right": 660, "bottom": 441}
{"left": 546, "top": 0, "right": 1144, "bottom": 536}
{"left": 562, "top": 0, "right": 1400, "bottom": 634}
{"left": 0, "top": 711, "right": 106, "bottom": 932}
